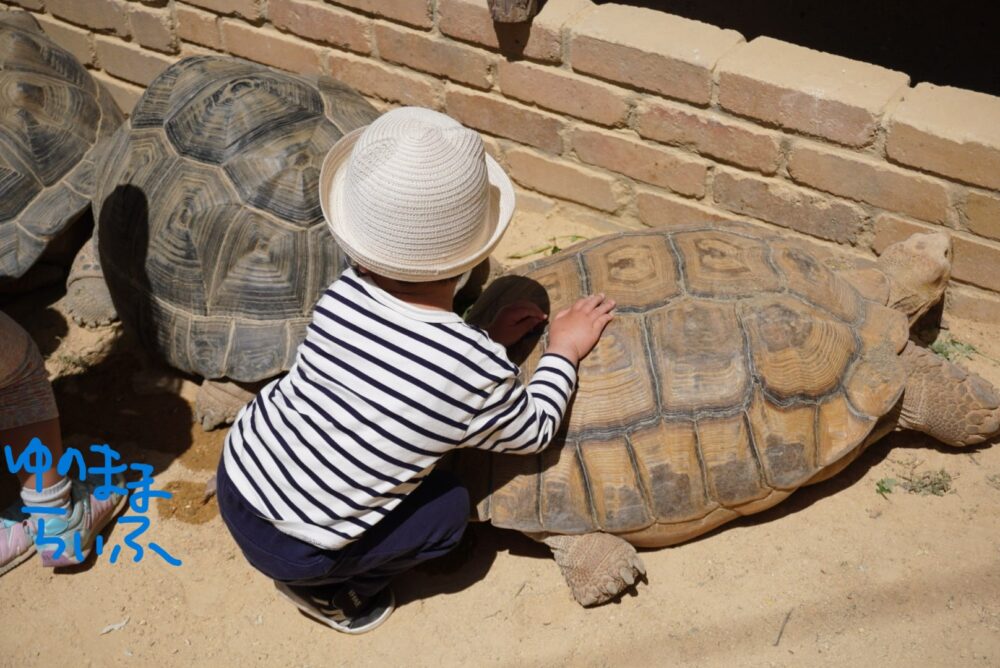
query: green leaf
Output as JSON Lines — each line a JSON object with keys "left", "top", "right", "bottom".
{"left": 875, "top": 477, "right": 897, "bottom": 498}
{"left": 507, "top": 244, "right": 556, "bottom": 260}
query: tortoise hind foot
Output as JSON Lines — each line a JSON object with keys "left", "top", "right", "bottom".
{"left": 899, "top": 342, "right": 1000, "bottom": 446}
{"left": 195, "top": 379, "right": 257, "bottom": 431}
{"left": 65, "top": 238, "right": 117, "bottom": 327}
{"left": 541, "top": 533, "right": 646, "bottom": 607}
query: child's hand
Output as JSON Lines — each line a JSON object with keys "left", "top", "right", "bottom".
{"left": 546, "top": 293, "right": 615, "bottom": 366}
{"left": 487, "top": 300, "right": 547, "bottom": 346}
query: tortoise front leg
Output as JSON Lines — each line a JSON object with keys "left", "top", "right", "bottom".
{"left": 538, "top": 532, "right": 646, "bottom": 606}
{"left": 899, "top": 342, "right": 1000, "bottom": 446}
{"left": 65, "top": 235, "right": 117, "bottom": 327}
{"left": 195, "top": 378, "right": 257, "bottom": 430}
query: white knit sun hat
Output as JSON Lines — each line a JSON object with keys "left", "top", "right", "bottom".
{"left": 319, "top": 106, "right": 515, "bottom": 282}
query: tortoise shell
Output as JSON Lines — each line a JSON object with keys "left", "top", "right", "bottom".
{"left": 0, "top": 11, "right": 122, "bottom": 279}
{"left": 462, "top": 224, "right": 910, "bottom": 547}
{"left": 93, "top": 56, "right": 378, "bottom": 382}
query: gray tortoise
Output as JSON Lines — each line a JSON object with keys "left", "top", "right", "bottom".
{"left": 0, "top": 10, "right": 122, "bottom": 286}
{"left": 455, "top": 223, "right": 1000, "bottom": 606}
{"left": 70, "top": 56, "right": 378, "bottom": 428}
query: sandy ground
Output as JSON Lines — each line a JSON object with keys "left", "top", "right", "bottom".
{"left": 2, "top": 212, "right": 1000, "bottom": 667}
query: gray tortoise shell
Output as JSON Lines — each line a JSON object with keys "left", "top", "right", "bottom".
{"left": 94, "top": 56, "right": 378, "bottom": 382}
{"left": 0, "top": 11, "right": 122, "bottom": 279}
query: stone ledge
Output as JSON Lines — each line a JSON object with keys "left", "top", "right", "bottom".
{"left": 717, "top": 37, "right": 909, "bottom": 147}
{"left": 886, "top": 84, "right": 1000, "bottom": 191}
{"left": 438, "top": 0, "right": 590, "bottom": 63}
{"left": 569, "top": 3, "right": 743, "bottom": 105}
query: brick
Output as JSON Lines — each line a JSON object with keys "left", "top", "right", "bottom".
{"left": 375, "top": 23, "right": 491, "bottom": 89}
{"left": 327, "top": 51, "right": 441, "bottom": 108}
{"left": 95, "top": 35, "right": 172, "bottom": 86}
{"left": 871, "top": 213, "right": 938, "bottom": 253}
{"left": 35, "top": 14, "right": 94, "bottom": 66}
{"left": 965, "top": 192, "right": 1000, "bottom": 242}
{"left": 943, "top": 284, "right": 1000, "bottom": 326}
{"left": 129, "top": 4, "right": 177, "bottom": 53}
{"left": 713, "top": 169, "right": 867, "bottom": 244}
{"left": 497, "top": 60, "right": 630, "bottom": 127}
{"left": 480, "top": 134, "right": 503, "bottom": 164}
{"left": 570, "top": 4, "right": 742, "bottom": 105}
{"left": 556, "top": 202, "right": 635, "bottom": 233}
{"left": 221, "top": 20, "right": 326, "bottom": 75}
{"left": 180, "top": 41, "right": 224, "bottom": 58}
{"left": 636, "top": 99, "right": 781, "bottom": 175}
{"left": 717, "top": 37, "right": 909, "bottom": 147}
{"left": 328, "top": 0, "right": 431, "bottom": 29}
{"left": 886, "top": 84, "right": 1000, "bottom": 191}
{"left": 268, "top": 0, "right": 370, "bottom": 54}
{"left": 446, "top": 88, "right": 563, "bottom": 154}
{"left": 873, "top": 213, "right": 1000, "bottom": 293}
{"left": 176, "top": 4, "right": 221, "bottom": 49}
{"left": 46, "top": 0, "right": 129, "bottom": 36}
{"left": 572, "top": 126, "right": 708, "bottom": 197}
{"left": 91, "top": 70, "right": 144, "bottom": 116}
{"left": 180, "top": 0, "right": 260, "bottom": 21}
{"left": 637, "top": 188, "right": 734, "bottom": 229}
{"left": 506, "top": 147, "right": 620, "bottom": 212}
{"left": 934, "top": 235, "right": 1000, "bottom": 294}
{"left": 439, "top": 0, "right": 591, "bottom": 63}
{"left": 513, "top": 187, "right": 556, "bottom": 217}
{"left": 788, "top": 142, "right": 950, "bottom": 224}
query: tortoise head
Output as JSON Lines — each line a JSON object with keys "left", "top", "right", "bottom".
{"left": 877, "top": 232, "right": 952, "bottom": 325}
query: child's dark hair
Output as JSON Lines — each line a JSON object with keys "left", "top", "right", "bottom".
{"left": 353, "top": 264, "right": 460, "bottom": 287}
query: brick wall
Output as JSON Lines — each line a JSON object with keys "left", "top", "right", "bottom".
{"left": 6, "top": 0, "right": 1000, "bottom": 324}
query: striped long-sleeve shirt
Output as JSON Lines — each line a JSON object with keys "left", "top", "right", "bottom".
{"left": 223, "top": 267, "right": 578, "bottom": 550}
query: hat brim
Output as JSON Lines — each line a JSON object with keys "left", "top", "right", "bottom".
{"left": 319, "top": 125, "right": 516, "bottom": 282}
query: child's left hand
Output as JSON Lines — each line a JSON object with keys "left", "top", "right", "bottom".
{"left": 487, "top": 300, "right": 547, "bottom": 346}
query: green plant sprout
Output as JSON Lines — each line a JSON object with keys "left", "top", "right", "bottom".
{"left": 899, "top": 468, "right": 953, "bottom": 496}
{"left": 507, "top": 235, "right": 588, "bottom": 260}
{"left": 929, "top": 334, "right": 977, "bottom": 362}
{"left": 875, "top": 477, "right": 897, "bottom": 498}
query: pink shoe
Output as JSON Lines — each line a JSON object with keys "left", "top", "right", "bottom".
{"left": 0, "top": 507, "right": 36, "bottom": 577}
{"left": 37, "top": 477, "right": 127, "bottom": 567}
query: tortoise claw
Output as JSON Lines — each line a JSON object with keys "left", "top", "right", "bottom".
{"left": 542, "top": 532, "right": 646, "bottom": 607}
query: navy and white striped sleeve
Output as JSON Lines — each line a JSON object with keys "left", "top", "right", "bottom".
{"left": 462, "top": 353, "right": 578, "bottom": 455}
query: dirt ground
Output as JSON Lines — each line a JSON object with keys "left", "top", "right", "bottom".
{"left": 2, "top": 212, "right": 1000, "bottom": 667}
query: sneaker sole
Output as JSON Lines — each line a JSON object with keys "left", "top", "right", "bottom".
{"left": 275, "top": 582, "right": 394, "bottom": 635}
{"left": 0, "top": 542, "right": 36, "bottom": 577}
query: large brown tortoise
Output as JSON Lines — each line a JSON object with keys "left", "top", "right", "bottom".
{"left": 456, "top": 223, "right": 1000, "bottom": 606}
{"left": 67, "top": 56, "right": 379, "bottom": 428}
{"left": 0, "top": 10, "right": 122, "bottom": 285}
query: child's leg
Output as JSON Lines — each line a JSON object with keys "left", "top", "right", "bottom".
{"left": 218, "top": 462, "right": 469, "bottom": 589}
{"left": 1, "top": 311, "right": 63, "bottom": 575}
{"left": 217, "top": 460, "right": 468, "bottom": 632}
{"left": 215, "top": 459, "right": 336, "bottom": 582}
{"left": 294, "top": 468, "right": 469, "bottom": 597}
{"left": 1, "top": 312, "right": 125, "bottom": 573}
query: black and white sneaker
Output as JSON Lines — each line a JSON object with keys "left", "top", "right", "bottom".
{"left": 275, "top": 582, "right": 395, "bottom": 634}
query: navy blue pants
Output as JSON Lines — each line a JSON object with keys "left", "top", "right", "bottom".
{"left": 216, "top": 459, "right": 469, "bottom": 597}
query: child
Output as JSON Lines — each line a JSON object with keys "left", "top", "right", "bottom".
{"left": 0, "top": 310, "right": 126, "bottom": 575}
{"left": 216, "top": 107, "right": 614, "bottom": 634}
